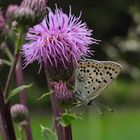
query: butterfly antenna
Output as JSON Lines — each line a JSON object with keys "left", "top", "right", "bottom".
{"left": 92, "top": 102, "right": 104, "bottom": 116}
{"left": 95, "top": 101, "right": 114, "bottom": 112}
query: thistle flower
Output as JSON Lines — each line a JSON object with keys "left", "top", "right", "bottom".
{"left": 11, "top": 104, "right": 29, "bottom": 123}
{"left": 20, "top": 0, "right": 47, "bottom": 24}
{"left": 6, "top": 5, "right": 19, "bottom": 25}
{"left": 49, "top": 81, "right": 74, "bottom": 104}
{"left": 22, "top": 7, "right": 98, "bottom": 102}
{"left": 14, "top": 7, "right": 35, "bottom": 28}
{"left": 22, "top": 7, "right": 97, "bottom": 77}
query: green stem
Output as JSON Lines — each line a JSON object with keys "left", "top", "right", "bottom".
{"left": 4, "top": 52, "right": 19, "bottom": 99}
{"left": 44, "top": 69, "right": 73, "bottom": 140}
{"left": 18, "top": 126, "right": 24, "bottom": 140}
{"left": 4, "top": 29, "right": 25, "bottom": 99}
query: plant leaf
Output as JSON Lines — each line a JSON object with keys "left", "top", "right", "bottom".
{"left": 58, "top": 113, "right": 77, "bottom": 127}
{"left": 37, "top": 90, "right": 53, "bottom": 101}
{"left": 40, "top": 125, "right": 57, "bottom": 140}
{"left": 5, "top": 47, "right": 13, "bottom": 61}
{"left": 1, "top": 59, "right": 11, "bottom": 66}
{"left": 7, "top": 83, "right": 33, "bottom": 101}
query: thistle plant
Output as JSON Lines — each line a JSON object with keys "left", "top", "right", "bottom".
{"left": 0, "top": 8, "right": 17, "bottom": 140}
{"left": 22, "top": 7, "right": 97, "bottom": 140}
{"left": 0, "top": 0, "right": 47, "bottom": 140}
{"left": 11, "top": 104, "right": 29, "bottom": 140}
{"left": 0, "top": 1, "right": 99, "bottom": 140}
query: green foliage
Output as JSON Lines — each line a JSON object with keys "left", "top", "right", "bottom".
{"left": 40, "top": 125, "right": 57, "bottom": 140}
{"left": 5, "top": 47, "right": 13, "bottom": 62}
{"left": 1, "top": 59, "right": 11, "bottom": 66}
{"left": 7, "top": 83, "right": 33, "bottom": 101}
{"left": 58, "top": 112, "right": 82, "bottom": 127}
{"left": 37, "top": 90, "right": 53, "bottom": 101}
{"left": 27, "top": 109, "right": 140, "bottom": 140}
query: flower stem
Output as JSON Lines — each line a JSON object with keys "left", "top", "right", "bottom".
{"left": 0, "top": 86, "right": 16, "bottom": 140}
{"left": 4, "top": 52, "right": 20, "bottom": 99}
{"left": 0, "top": 113, "right": 5, "bottom": 139}
{"left": 1, "top": 28, "right": 25, "bottom": 140}
{"left": 4, "top": 29, "right": 25, "bottom": 99}
{"left": 50, "top": 94, "right": 73, "bottom": 140}
{"left": 63, "top": 125, "right": 73, "bottom": 140}
{"left": 15, "top": 56, "right": 33, "bottom": 140}
{"left": 18, "top": 125, "right": 24, "bottom": 140}
{"left": 44, "top": 68, "right": 73, "bottom": 140}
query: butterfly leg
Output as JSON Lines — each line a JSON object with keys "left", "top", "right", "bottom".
{"left": 94, "top": 101, "right": 114, "bottom": 112}
{"left": 93, "top": 102, "right": 104, "bottom": 116}
{"left": 88, "top": 100, "right": 104, "bottom": 116}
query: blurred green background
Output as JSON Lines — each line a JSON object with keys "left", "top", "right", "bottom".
{"left": 1, "top": 0, "right": 140, "bottom": 140}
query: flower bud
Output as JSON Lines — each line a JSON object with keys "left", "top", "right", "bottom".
{"left": 50, "top": 81, "right": 74, "bottom": 106}
{"left": 20, "top": 0, "right": 47, "bottom": 24}
{"left": 11, "top": 104, "right": 29, "bottom": 123}
{"left": 14, "top": 7, "right": 35, "bottom": 29}
{"left": 6, "top": 5, "right": 19, "bottom": 25}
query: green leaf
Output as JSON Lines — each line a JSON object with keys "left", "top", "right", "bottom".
{"left": 58, "top": 113, "right": 78, "bottom": 127}
{"left": 5, "top": 47, "right": 13, "bottom": 61}
{"left": 40, "top": 125, "right": 57, "bottom": 140}
{"left": 1, "top": 59, "right": 12, "bottom": 66}
{"left": 37, "top": 90, "right": 53, "bottom": 101}
{"left": 7, "top": 83, "right": 33, "bottom": 101}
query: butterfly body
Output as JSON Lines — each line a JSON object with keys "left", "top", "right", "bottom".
{"left": 75, "top": 59, "right": 122, "bottom": 105}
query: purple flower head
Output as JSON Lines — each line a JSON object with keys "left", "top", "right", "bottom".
{"left": 22, "top": 7, "right": 97, "bottom": 66}
{"left": 49, "top": 81, "right": 74, "bottom": 104}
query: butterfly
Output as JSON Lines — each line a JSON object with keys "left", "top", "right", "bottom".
{"left": 74, "top": 59, "right": 122, "bottom": 106}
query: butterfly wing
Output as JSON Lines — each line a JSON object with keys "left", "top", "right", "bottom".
{"left": 75, "top": 59, "right": 104, "bottom": 103}
{"left": 93, "top": 61, "right": 122, "bottom": 98}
